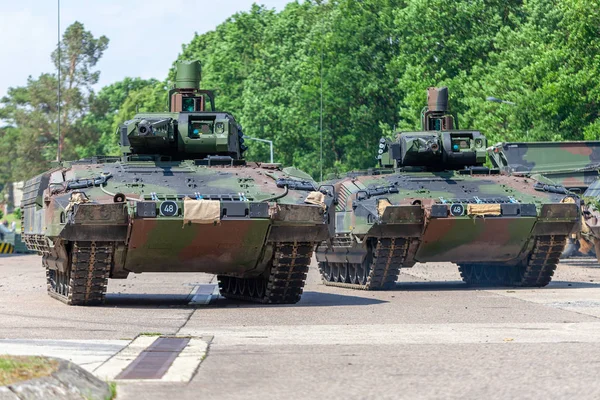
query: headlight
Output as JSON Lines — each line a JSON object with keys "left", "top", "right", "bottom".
{"left": 215, "top": 122, "right": 225, "bottom": 134}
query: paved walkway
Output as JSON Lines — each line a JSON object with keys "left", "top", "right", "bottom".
{"left": 2, "top": 255, "right": 600, "bottom": 399}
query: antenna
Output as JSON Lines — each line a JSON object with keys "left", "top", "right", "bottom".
{"left": 56, "top": 0, "right": 61, "bottom": 162}
{"left": 319, "top": 32, "right": 324, "bottom": 181}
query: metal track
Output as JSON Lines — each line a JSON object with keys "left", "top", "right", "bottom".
{"left": 458, "top": 235, "right": 566, "bottom": 287}
{"left": 319, "top": 238, "right": 409, "bottom": 290}
{"left": 517, "top": 235, "right": 566, "bottom": 287}
{"left": 217, "top": 242, "right": 314, "bottom": 304}
{"left": 47, "top": 241, "right": 113, "bottom": 305}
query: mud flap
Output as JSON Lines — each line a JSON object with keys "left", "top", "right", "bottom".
{"left": 532, "top": 203, "right": 579, "bottom": 235}
{"left": 268, "top": 204, "right": 328, "bottom": 243}
{"left": 368, "top": 205, "right": 424, "bottom": 237}
{"left": 61, "top": 203, "right": 129, "bottom": 241}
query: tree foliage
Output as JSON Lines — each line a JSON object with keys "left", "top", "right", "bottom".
{"left": 0, "top": 22, "right": 109, "bottom": 180}
{"left": 174, "top": 0, "right": 600, "bottom": 177}
{"left": 83, "top": 77, "right": 164, "bottom": 156}
{"left": 51, "top": 21, "right": 109, "bottom": 160}
{"left": 1, "top": 1, "right": 600, "bottom": 184}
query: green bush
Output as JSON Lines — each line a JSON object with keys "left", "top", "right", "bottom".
{"left": 13, "top": 208, "right": 21, "bottom": 220}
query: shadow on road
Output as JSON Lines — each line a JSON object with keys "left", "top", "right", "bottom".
{"left": 559, "top": 258, "right": 600, "bottom": 268}
{"left": 384, "top": 280, "right": 600, "bottom": 291}
{"left": 547, "top": 281, "right": 600, "bottom": 289}
{"left": 217, "top": 291, "right": 387, "bottom": 308}
{"left": 103, "top": 291, "right": 387, "bottom": 309}
{"left": 104, "top": 293, "right": 193, "bottom": 307}
{"left": 101, "top": 278, "right": 600, "bottom": 308}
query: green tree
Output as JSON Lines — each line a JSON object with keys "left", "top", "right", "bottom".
{"left": 4, "top": 0, "right": 600, "bottom": 184}
{"left": 0, "top": 126, "right": 20, "bottom": 183}
{"left": 0, "top": 21, "right": 109, "bottom": 182}
{"left": 390, "top": 0, "right": 525, "bottom": 132}
{"left": 83, "top": 77, "right": 162, "bottom": 156}
{"left": 52, "top": 21, "right": 109, "bottom": 160}
{"left": 460, "top": 0, "right": 600, "bottom": 144}
{"left": 0, "top": 74, "right": 62, "bottom": 180}
{"left": 113, "top": 81, "right": 167, "bottom": 130}
{"left": 239, "top": 1, "right": 331, "bottom": 172}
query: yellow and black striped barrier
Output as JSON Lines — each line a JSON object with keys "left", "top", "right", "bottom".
{"left": 0, "top": 242, "right": 15, "bottom": 254}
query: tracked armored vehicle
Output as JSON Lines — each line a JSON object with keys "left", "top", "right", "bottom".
{"left": 487, "top": 140, "right": 600, "bottom": 194}
{"left": 487, "top": 140, "right": 600, "bottom": 258}
{"left": 315, "top": 87, "right": 579, "bottom": 289}
{"left": 21, "top": 61, "right": 334, "bottom": 306}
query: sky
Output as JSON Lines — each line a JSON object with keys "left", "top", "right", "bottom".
{"left": 0, "top": 0, "right": 291, "bottom": 98}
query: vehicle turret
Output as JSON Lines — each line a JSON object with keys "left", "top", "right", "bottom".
{"left": 119, "top": 60, "right": 246, "bottom": 161}
{"left": 378, "top": 87, "right": 487, "bottom": 170}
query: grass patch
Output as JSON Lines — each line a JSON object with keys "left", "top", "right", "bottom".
{"left": 140, "top": 332, "right": 163, "bottom": 336}
{"left": 106, "top": 381, "right": 117, "bottom": 400}
{"left": 0, "top": 355, "right": 58, "bottom": 386}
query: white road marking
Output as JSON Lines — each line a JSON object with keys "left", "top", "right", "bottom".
{"left": 92, "top": 335, "right": 209, "bottom": 382}
{"left": 188, "top": 284, "right": 220, "bottom": 305}
{"left": 161, "top": 338, "right": 209, "bottom": 382}
{"left": 94, "top": 335, "right": 159, "bottom": 380}
{"left": 181, "top": 322, "right": 600, "bottom": 346}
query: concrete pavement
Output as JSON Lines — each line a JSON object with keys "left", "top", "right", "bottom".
{"left": 2, "top": 254, "right": 600, "bottom": 399}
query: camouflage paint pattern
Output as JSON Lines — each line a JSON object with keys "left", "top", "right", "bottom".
{"left": 318, "top": 170, "right": 578, "bottom": 265}
{"left": 487, "top": 140, "right": 600, "bottom": 259}
{"left": 487, "top": 141, "right": 600, "bottom": 191}
{"left": 21, "top": 160, "right": 331, "bottom": 277}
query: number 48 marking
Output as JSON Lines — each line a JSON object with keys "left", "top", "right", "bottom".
{"left": 450, "top": 204, "right": 464, "bottom": 216}
{"left": 160, "top": 201, "right": 179, "bottom": 216}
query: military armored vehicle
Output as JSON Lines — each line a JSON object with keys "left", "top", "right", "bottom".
{"left": 487, "top": 140, "right": 600, "bottom": 193}
{"left": 488, "top": 141, "right": 600, "bottom": 258}
{"left": 315, "top": 87, "right": 579, "bottom": 289}
{"left": 21, "top": 60, "right": 334, "bottom": 306}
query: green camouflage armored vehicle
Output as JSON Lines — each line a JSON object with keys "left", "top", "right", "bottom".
{"left": 488, "top": 140, "right": 600, "bottom": 258}
{"left": 21, "top": 61, "right": 334, "bottom": 306}
{"left": 487, "top": 141, "right": 600, "bottom": 193}
{"left": 315, "top": 87, "right": 579, "bottom": 289}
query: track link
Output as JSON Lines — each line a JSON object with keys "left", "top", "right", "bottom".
{"left": 217, "top": 242, "right": 314, "bottom": 304}
{"left": 458, "top": 235, "right": 566, "bottom": 287}
{"left": 319, "top": 238, "right": 408, "bottom": 290}
{"left": 47, "top": 241, "right": 113, "bottom": 305}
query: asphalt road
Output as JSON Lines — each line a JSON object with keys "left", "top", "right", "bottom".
{"left": 2, "top": 254, "right": 600, "bottom": 399}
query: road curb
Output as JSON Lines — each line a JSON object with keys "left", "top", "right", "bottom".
{"left": 1, "top": 357, "right": 112, "bottom": 400}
